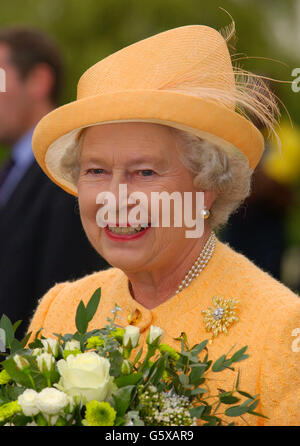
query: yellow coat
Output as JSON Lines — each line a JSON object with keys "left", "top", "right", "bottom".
{"left": 28, "top": 237, "right": 300, "bottom": 426}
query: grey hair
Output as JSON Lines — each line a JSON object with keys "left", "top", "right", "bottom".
{"left": 60, "top": 131, "right": 84, "bottom": 186}
{"left": 169, "top": 127, "right": 253, "bottom": 230}
{"left": 60, "top": 124, "right": 253, "bottom": 230}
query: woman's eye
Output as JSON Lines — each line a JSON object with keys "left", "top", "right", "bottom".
{"left": 139, "top": 169, "right": 155, "bottom": 177}
{"left": 87, "top": 168, "right": 105, "bottom": 175}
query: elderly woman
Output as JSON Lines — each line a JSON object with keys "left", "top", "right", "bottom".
{"left": 28, "top": 25, "right": 300, "bottom": 426}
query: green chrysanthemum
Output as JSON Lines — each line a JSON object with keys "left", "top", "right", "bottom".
{"left": 109, "top": 328, "right": 125, "bottom": 342}
{"left": 63, "top": 348, "right": 82, "bottom": 359}
{"left": 0, "top": 369, "right": 11, "bottom": 385}
{"left": 0, "top": 401, "right": 21, "bottom": 422}
{"left": 82, "top": 400, "right": 116, "bottom": 426}
{"left": 158, "top": 344, "right": 180, "bottom": 361}
{"left": 86, "top": 336, "right": 105, "bottom": 349}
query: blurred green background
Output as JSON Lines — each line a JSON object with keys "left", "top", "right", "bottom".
{"left": 0, "top": 0, "right": 299, "bottom": 287}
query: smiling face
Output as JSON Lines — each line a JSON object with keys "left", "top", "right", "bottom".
{"left": 77, "top": 122, "right": 211, "bottom": 274}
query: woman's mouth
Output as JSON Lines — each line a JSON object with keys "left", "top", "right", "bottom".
{"left": 104, "top": 224, "right": 151, "bottom": 241}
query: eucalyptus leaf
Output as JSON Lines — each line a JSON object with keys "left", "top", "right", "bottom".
{"left": 235, "top": 369, "right": 240, "bottom": 389}
{"left": 190, "top": 340, "right": 208, "bottom": 355}
{"left": 179, "top": 373, "right": 189, "bottom": 386}
{"left": 230, "top": 346, "right": 248, "bottom": 362}
{"left": 202, "top": 415, "right": 219, "bottom": 425}
{"left": 225, "top": 404, "right": 250, "bottom": 417}
{"left": 202, "top": 404, "right": 212, "bottom": 416}
{"left": 247, "top": 410, "right": 269, "bottom": 419}
{"left": 190, "top": 388, "right": 207, "bottom": 396}
{"left": 189, "top": 405, "right": 205, "bottom": 418}
{"left": 247, "top": 399, "right": 259, "bottom": 412}
{"left": 212, "top": 354, "right": 227, "bottom": 372}
{"left": 189, "top": 364, "right": 206, "bottom": 384}
{"left": 219, "top": 393, "right": 240, "bottom": 405}
{"left": 237, "top": 389, "right": 255, "bottom": 399}
{"left": 240, "top": 394, "right": 259, "bottom": 407}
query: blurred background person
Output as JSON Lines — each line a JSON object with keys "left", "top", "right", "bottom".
{"left": 0, "top": 27, "right": 108, "bottom": 339}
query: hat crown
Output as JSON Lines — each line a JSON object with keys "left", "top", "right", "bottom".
{"left": 77, "top": 25, "right": 235, "bottom": 107}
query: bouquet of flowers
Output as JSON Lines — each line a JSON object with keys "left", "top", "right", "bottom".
{"left": 0, "top": 288, "right": 266, "bottom": 426}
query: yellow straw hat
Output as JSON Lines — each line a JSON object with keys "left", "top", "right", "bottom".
{"left": 32, "top": 24, "right": 275, "bottom": 196}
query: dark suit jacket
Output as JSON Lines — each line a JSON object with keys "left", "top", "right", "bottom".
{"left": 0, "top": 160, "right": 109, "bottom": 339}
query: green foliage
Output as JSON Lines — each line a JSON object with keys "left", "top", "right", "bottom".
{"left": 0, "top": 288, "right": 267, "bottom": 426}
{"left": 112, "top": 385, "right": 135, "bottom": 417}
{"left": 0, "top": 315, "right": 15, "bottom": 348}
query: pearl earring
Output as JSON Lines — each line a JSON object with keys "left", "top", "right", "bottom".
{"left": 201, "top": 207, "right": 210, "bottom": 219}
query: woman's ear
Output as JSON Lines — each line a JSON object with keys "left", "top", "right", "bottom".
{"left": 204, "top": 190, "right": 216, "bottom": 210}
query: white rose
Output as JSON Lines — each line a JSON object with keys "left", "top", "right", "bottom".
{"left": 64, "top": 340, "right": 81, "bottom": 351}
{"left": 148, "top": 326, "right": 164, "bottom": 345}
{"left": 123, "top": 325, "right": 140, "bottom": 349}
{"left": 37, "top": 353, "right": 55, "bottom": 373}
{"left": 41, "top": 339, "right": 59, "bottom": 357}
{"left": 18, "top": 389, "right": 39, "bottom": 416}
{"left": 55, "top": 352, "right": 113, "bottom": 403}
{"left": 36, "top": 388, "right": 69, "bottom": 415}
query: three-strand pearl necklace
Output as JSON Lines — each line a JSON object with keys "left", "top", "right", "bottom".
{"left": 175, "top": 231, "right": 216, "bottom": 294}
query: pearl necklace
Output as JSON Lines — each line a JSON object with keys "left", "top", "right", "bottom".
{"left": 175, "top": 231, "right": 216, "bottom": 294}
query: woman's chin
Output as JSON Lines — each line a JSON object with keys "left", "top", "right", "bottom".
{"left": 97, "top": 244, "right": 146, "bottom": 270}
{"left": 103, "top": 255, "right": 148, "bottom": 273}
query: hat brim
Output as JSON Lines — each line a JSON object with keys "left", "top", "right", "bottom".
{"left": 32, "top": 89, "right": 264, "bottom": 196}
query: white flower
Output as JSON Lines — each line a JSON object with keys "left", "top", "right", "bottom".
{"left": 64, "top": 340, "right": 80, "bottom": 351}
{"left": 44, "top": 414, "right": 59, "bottom": 425}
{"left": 31, "top": 348, "right": 43, "bottom": 357}
{"left": 41, "top": 338, "right": 59, "bottom": 357}
{"left": 37, "top": 352, "right": 55, "bottom": 373}
{"left": 55, "top": 352, "right": 113, "bottom": 404}
{"left": 36, "top": 388, "right": 69, "bottom": 415}
{"left": 147, "top": 326, "right": 164, "bottom": 345}
{"left": 13, "top": 354, "right": 29, "bottom": 370}
{"left": 18, "top": 389, "right": 39, "bottom": 416}
{"left": 123, "top": 325, "right": 140, "bottom": 349}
